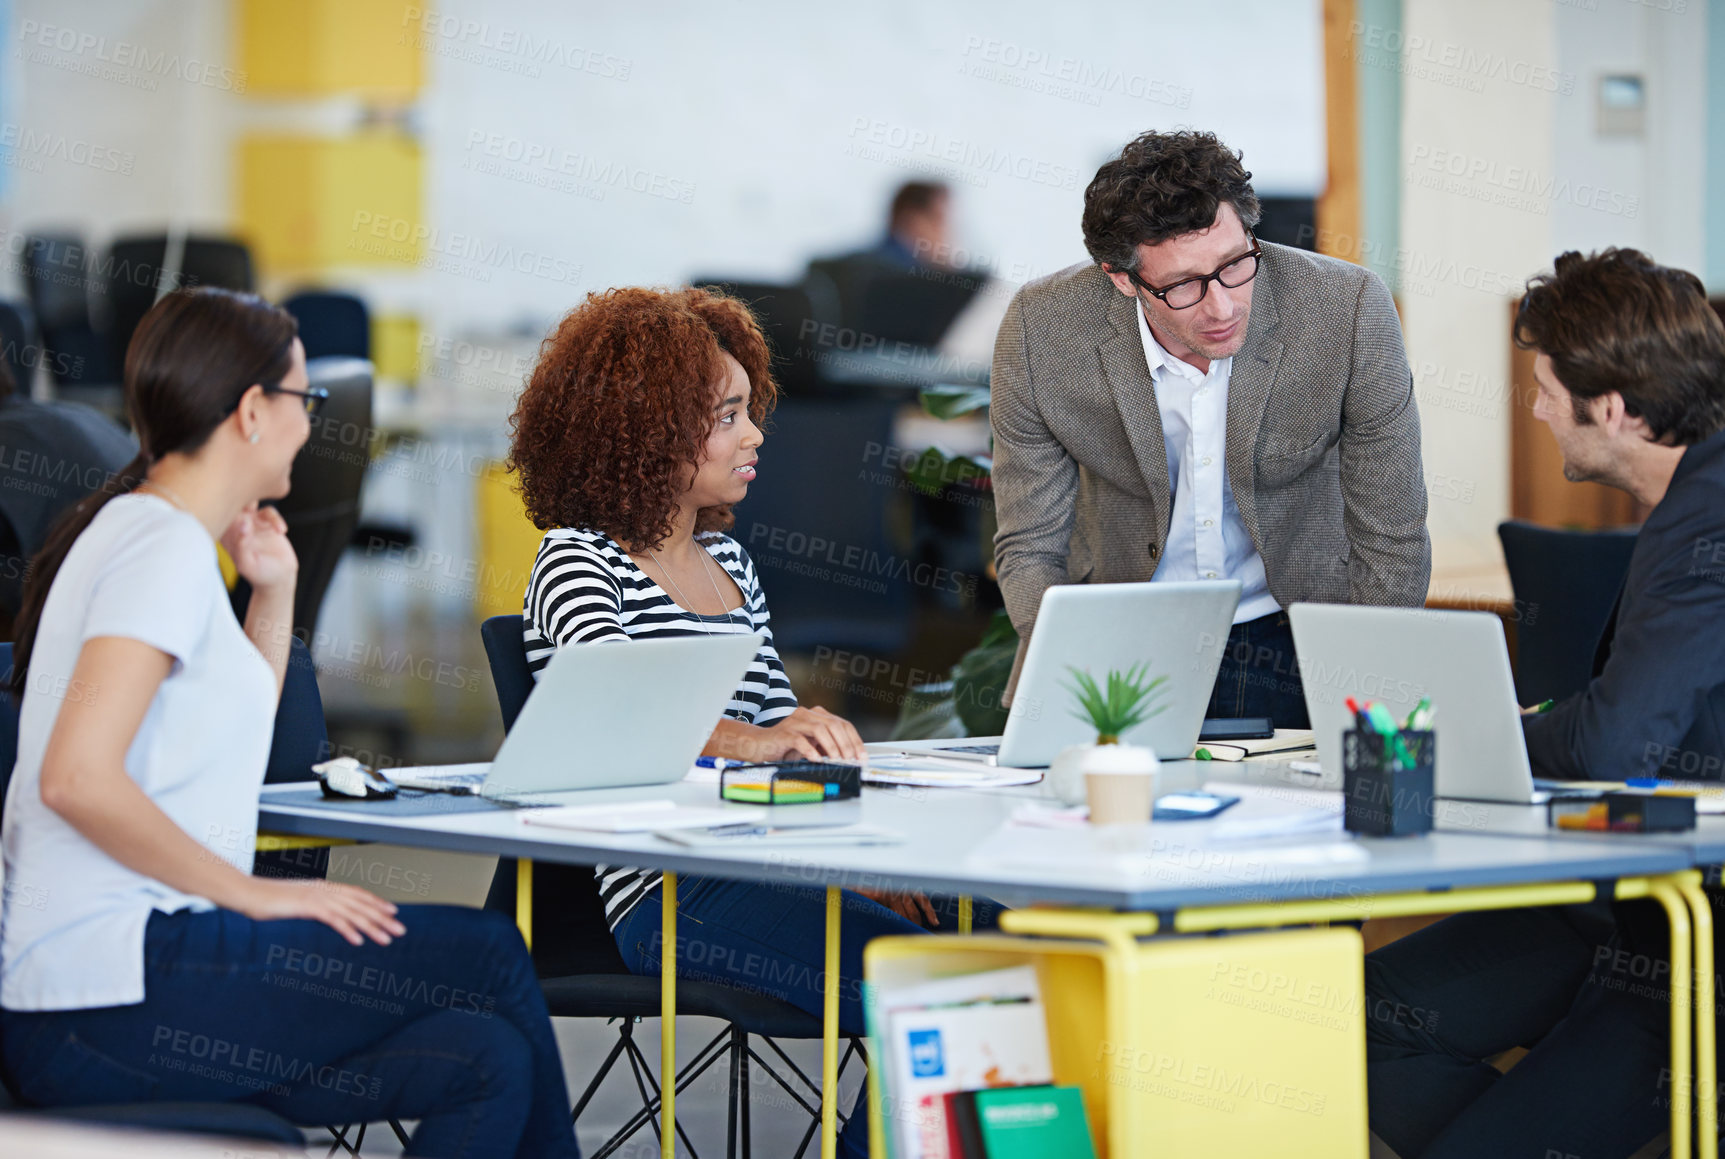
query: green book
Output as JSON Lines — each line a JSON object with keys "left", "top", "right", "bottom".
{"left": 970, "top": 1085, "right": 1095, "bottom": 1158}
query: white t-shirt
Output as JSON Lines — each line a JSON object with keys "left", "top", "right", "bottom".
{"left": 0, "top": 493, "right": 277, "bottom": 1011}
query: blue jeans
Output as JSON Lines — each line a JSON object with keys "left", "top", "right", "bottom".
{"left": 0, "top": 906, "right": 579, "bottom": 1159}
{"left": 613, "top": 876, "right": 926, "bottom": 1159}
{"left": 1207, "top": 609, "right": 1310, "bottom": 729}
{"left": 1366, "top": 903, "right": 1669, "bottom": 1158}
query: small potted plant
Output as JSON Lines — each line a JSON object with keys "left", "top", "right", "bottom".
{"left": 1046, "top": 664, "right": 1168, "bottom": 810}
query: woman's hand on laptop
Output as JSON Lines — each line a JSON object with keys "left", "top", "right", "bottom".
{"left": 706, "top": 709, "right": 866, "bottom": 763}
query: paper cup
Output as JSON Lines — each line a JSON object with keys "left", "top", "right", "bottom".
{"left": 1086, "top": 768, "right": 1155, "bottom": 826}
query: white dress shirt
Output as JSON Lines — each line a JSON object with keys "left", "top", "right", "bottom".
{"left": 1134, "top": 304, "right": 1279, "bottom": 624}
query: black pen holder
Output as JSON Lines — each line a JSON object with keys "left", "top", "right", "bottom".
{"left": 1342, "top": 729, "right": 1434, "bottom": 837}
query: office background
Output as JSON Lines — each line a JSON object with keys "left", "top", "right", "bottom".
{"left": 0, "top": 1, "right": 1716, "bottom": 1152}
{"left": 1, "top": 0, "right": 1713, "bottom": 765}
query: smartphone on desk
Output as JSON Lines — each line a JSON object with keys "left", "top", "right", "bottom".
{"left": 1199, "top": 717, "right": 1275, "bottom": 742}
{"left": 1154, "top": 792, "right": 1240, "bottom": 820}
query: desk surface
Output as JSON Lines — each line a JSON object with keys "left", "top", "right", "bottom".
{"left": 258, "top": 773, "right": 1689, "bottom": 912}
{"left": 1190, "top": 759, "right": 1725, "bottom": 866}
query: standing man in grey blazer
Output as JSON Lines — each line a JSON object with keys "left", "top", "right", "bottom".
{"left": 991, "top": 130, "right": 1430, "bottom": 726}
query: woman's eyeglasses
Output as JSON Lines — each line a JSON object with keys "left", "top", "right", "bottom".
{"left": 227, "top": 384, "right": 330, "bottom": 418}
{"left": 265, "top": 385, "right": 331, "bottom": 417}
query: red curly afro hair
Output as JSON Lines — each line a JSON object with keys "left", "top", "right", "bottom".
{"left": 508, "top": 286, "right": 778, "bottom": 551}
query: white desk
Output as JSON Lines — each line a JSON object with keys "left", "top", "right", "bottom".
{"left": 257, "top": 773, "right": 1710, "bottom": 1158}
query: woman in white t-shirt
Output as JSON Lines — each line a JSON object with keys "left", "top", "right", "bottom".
{"left": 0, "top": 288, "right": 579, "bottom": 1158}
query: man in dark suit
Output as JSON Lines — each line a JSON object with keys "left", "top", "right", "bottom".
{"left": 1367, "top": 248, "right": 1725, "bottom": 1159}
{"left": 990, "top": 130, "right": 1430, "bottom": 725}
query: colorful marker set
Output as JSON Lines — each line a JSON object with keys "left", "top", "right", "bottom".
{"left": 1345, "top": 696, "right": 1433, "bottom": 771}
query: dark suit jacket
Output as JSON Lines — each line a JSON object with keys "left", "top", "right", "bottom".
{"left": 1524, "top": 426, "right": 1725, "bottom": 780}
{"left": 990, "top": 245, "right": 1431, "bottom": 697}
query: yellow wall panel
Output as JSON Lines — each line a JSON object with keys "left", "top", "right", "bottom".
{"left": 237, "top": 134, "right": 423, "bottom": 274}
{"left": 238, "top": 0, "right": 422, "bottom": 99}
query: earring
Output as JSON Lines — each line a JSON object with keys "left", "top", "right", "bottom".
{"left": 249, "top": 432, "right": 260, "bottom": 444}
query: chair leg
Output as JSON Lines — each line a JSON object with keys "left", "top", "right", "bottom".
{"left": 740, "top": 1039, "right": 752, "bottom": 1159}
{"left": 726, "top": 1025, "right": 743, "bottom": 1159}
{"left": 389, "top": 1119, "right": 410, "bottom": 1147}
{"left": 599, "top": 1024, "right": 728, "bottom": 1159}
{"left": 570, "top": 1019, "right": 636, "bottom": 1124}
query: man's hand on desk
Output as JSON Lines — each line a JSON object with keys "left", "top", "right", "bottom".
{"left": 859, "top": 888, "right": 940, "bottom": 928}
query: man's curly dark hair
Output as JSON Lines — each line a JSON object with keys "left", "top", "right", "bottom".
{"left": 1082, "top": 130, "right": 1262, "bottom": 274}
{"left": 508, "top": 286, "right": 777, "bottom": 551}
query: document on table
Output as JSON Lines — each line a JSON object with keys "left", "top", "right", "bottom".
{"left": 656, "top": 823, "right": 905, "bottom": 848}
{"left": 386, "top": 763, "right": 493, "bottom": 792}
{"left": 521, "top": 799, "right": 766, "bottom": 833}
{"left": 861, "top": 754, "right": 1044, "bottom": 789}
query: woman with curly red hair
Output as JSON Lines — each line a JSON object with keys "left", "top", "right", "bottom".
{"left": 510, "top": 285, "right": 926, "bottom": 1158}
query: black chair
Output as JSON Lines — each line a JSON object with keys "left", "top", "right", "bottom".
{"left": 0, "top": 392, "right": 138, "bottom": 631}
{"left": 0, "top": 300, "right": 38, "bottom": 392}
{"left": 252, "top": 636, "right": 334, "bottom": 884}
{"left": 0, "top": 641, "right": 306, "bottom": 1147}
{"left": 478, "top": 615, "right": 864, "bottom": 1159}
{"left": 104, "top": 235, "right": 254, "bottom": 377}
{"left": 691, "top": 279, "right": 823, "bottom": 396}
{"left": 237, "top": 357, "right": 373, "bottom": 644}
{"left": 730, "top": 395, "right": 913, "bottom": 658}
{"left": 805, "top": 256, "right": 882, "bottom": 333}
{"left": 855, "top": 268, "right": 984, "bottom": 349}
{"left": 1497, "top": 520, "right": 1641, "bottom": 704}
{"left": 285, "top": 291, "right": 371, "bottom": 362}
{"left": 23, "top": 233, "right": 119, "bottom": 390}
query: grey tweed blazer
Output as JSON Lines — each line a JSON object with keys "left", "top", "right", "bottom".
{"left": 990, "top": 242, "right": 1431, "bottom": 698}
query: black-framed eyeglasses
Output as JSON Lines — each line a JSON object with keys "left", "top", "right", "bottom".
{"left": 268, "top": 385, "right": 330, "bottom": 417}
{"left": 227, "top": 384, "right": 330, "bottom": 418}
{"left": 1119, "top": 234, "right": 1262, "bottom": 310}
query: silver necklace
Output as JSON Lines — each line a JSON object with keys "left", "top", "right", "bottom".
{"left": 648, "top": 543, "right": 735, "bottom": 627}
{"left": 141, "top": 479, "right": 192, "bottom": 512}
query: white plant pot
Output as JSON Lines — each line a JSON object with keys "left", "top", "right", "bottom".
{"left": 1047, "top": 742, "right": 1160, "bottom": 806}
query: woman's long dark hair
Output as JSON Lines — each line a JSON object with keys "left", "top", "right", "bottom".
{"left": 11, "top": 287, "right": 298, "bottom": 695}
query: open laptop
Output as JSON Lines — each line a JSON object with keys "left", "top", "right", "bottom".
{"left": 894, "top": 580, "right": 1241, "bottom": 767}
{"left": 1289, "top": 604, "right": 1584, "bottom": 805}
{"left": 468, "top": 634, "right": 763, "bottom": 800}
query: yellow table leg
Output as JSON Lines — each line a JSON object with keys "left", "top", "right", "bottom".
{"left": 823, "top": 884, "right": 841, "bottom": 1159}
{"left": 516, "top": 859, "right": 532, "bottom": 950}
{"left": 1679, "top": 876, "right": 1717, "bottom": 1159}
{"left": 663, "top": 872, "right": 678, "bottom": 1159}
{"left": 1651, "top": 877, "right": 1696, "bottom": 1159}
{"left": 958, "top": 894, "right": 973, "bottom": 934}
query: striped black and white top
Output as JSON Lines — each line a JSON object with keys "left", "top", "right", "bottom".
{"left": 523, "top": 526, "right": 798, "bottom": 928}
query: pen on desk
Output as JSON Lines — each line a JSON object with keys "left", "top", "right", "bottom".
{"left": 695, "top": 757, "right": 734, "bottom": 771}
{"left": 1533, "top": 699, "right": 1555, "bottom": 714}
